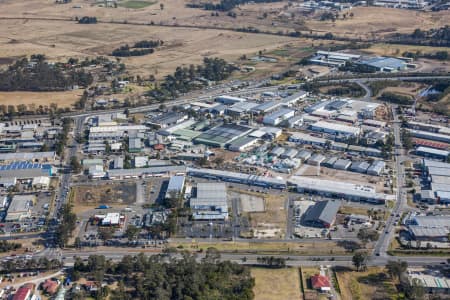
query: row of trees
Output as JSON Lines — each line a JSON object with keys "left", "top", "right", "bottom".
{"left": 390, "top": 26, "right": 450, "bottom": 47}
{"left": 187, "top": 0, "right": 281, "bottom": 11}
{"left": 78, "top": 16, "right": 98, "bottom": 24}
{"left": 55, "top": 203, "right": 77, "bottom": 248}
{"left": 112, "top": 40, "right": 163, "bottom": 57}
{"left": 0, "top": 240, "right": 21, "bottom": 252}
{"left": 71, "top": 251, "right": 254, "bottom": 300}
{"left": 379, "top": 92, "right": 414, "bottom": 105}
{"left": 0, "top": 57, "right": 93, "bottom": 92}
{"left": 0, "top": 256, "right": 62, "bottom": 273}
{"left": 55, "top": 118, "right": 72, "bottom": 158}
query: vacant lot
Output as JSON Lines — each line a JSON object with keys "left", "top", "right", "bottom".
{"left": 0, "top": 90, "right": 82, "bottom": 108}
{"left": 72, "top": 183, "right": 136, "bottom": 212}
{"left": 252, "top": 267, "right": 302, "bottom": 300}
{"left": 170, "top": 240, "right": 348, "bottom": 255}
{"left": 336, "top": 267, "right": 399, "bottom": 300}
{"left": 247, "top": 193, "right": 287, "bottom": 239}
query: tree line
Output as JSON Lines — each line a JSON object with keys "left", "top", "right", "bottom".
{"left": 112, "top": 40, "right": 163, "bottom": 57}
{"left": 390, "top": 26, "right": 450, "bottom": 47}
{"left": 78, "top": 16, "right": 98, "bottom": 24}
{"left": 55, "top": 203, "right": 77, "bottom": 248}
{"left": 0, "top": 57, "right": 93, "bottom": 92}
{"left": 71, "top": 250, "right": 254, "bottom": 300}
{"left": 187, "top": 0, "right": 281, "bottom": 11}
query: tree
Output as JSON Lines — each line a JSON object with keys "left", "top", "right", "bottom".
{"left": 386, "top": 260, "right": 408, "bottom": 282}
{"left": 70, "top": 156, "right": 82, "bottom": 173}
{"left": 125, "top": 225, "right": 140, "bottom": 241}
{"left": 357, "top": 228, "right": 379, "bottom": 246}
{"left": 99, "top": 227, "right": 115, "bottom": 241}
{"left": 404, "top": 278, "right": 425, "bottom": 300}
{"left": 352, "top": 251, "right": 368, "bottom": 271}
{"left": 160, "top": 3, "right": 164, "bottom": 10}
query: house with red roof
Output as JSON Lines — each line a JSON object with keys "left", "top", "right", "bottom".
{"left": 310, "top": 274, "right": 331, "bottom": 292}
{"left": 42, "top": 278, "right": 59, "bottom": 295}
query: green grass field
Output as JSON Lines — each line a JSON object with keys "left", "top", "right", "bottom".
{"left": 119, "top": 0, "right": 157, "bottom": 9}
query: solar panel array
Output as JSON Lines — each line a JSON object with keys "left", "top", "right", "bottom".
{"left": 0, "top": 162, "right": 42, "bottom": 171}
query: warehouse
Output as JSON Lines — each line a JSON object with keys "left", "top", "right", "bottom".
{"left": 32, "top": 176, "right": 50, "bottom": 189}
{"left": 190, "top": 183, "right": 228, "bottom": 220}
{"left": 408, "top": 129, "right": 450, "bottom": 144}
{"left": 263, "top": 108, "right": 295, "bottom": 126}
{"left": 0, "top": 162, "right": 54, "bottom": 179}
{"left": 5, "top": 195, "right": 35, "bottom": 222}
{"left": 289, "top": 132, "right": 328, "bottom": 147}
{"left": 165, "top": 175, "right": 185, "bottom": 199}
{"left": 194, "top": 124, "right": 253, "bottom": 148}
{"left": 415, "top": 146, "right": 449, "bottom": 161}
{"left": 215, "top": 95, "right": 246, "bottom": 105}
{"left": 251, "top": 101, "right": 282, "bottom": 114}
{"left": 289, "top": 176, "right": 387, "bottom": 204}
{"left": 333, "top": 159, "right": 352, "bottom": 170}
{"left": 128, "top": 138, "right": 143, "bottom": 153}
{"left": 303, "top": 200, "right": 341, "bottom": 228}
{"left": 270, "top": 146, "right": 285, "bottom": 157}
{"left": 296, "top": 150, "right": 312, "bottom": 162}
{"left": 310, "top": 120, "right": 361, "bottom": 137}
{"left": 323, "top": 156, "right": 338, "bottom": 168}
{"left": 409, "top": 215, "right": 450, "bottom": 228}
{"left": 307, "top": 153, "right": 326, "bottom": 166}
{"left": 107, "top": 165, "right": 186, "bottom": 180}
{"left": 408, "top": 226, "right": 449, "bottom": 242}
{"left": 113, "top": 157, "right": 124, "bottom": 169}
{"left": 281, "top": 90, "right": 308, "bottom": 107}
{"left": 187, "top": 167, "right": 287, "bottom": 189}
{"left": 281, "top": 148, "right": 298, "bottom": 159}
{"left": 309, "top": 51, "right": 361, "bottom": 67}
{"left": 147, "top": 112, "right": 187, "bottom": 128}
{"left": 228, "top": 136, "right": 260, "bottom": 152}
{"left": 350, "top": 161, "right": 371, "bottom": 173}
{"left": 0, "top": 151, "right": 56, "bottom": 163}
{"left": 226, "top": 101, "right": 259, "bottom": 117}
{"left": 367, "top": 160, "right": 386, "bottom": 176}
{"left": 100, "top": 213, "right": 123, "bottom": 226}
{"left": 358, "top": 57, "right": 407, "bottom": 72}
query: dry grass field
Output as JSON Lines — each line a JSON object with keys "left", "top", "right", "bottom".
{"left": 0, "top": 18, "right": 303, "bottom": 79}
{"left": 251, "top": 267, "right": 302, "bottom": 300}
{"left": 336, "top": 267, "right": 399, "bottom": 300}
{"left": 0, "top": 90, "right": 82, "bottom": 108}
{"left": 305, "top": 7, "right": 450, "bottom": 38}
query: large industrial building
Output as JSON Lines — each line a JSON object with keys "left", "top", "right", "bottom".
{"left": 194, "top": 124, "right": 253, "bottom": 148}
{"left": 107, "top": 165, "right": 186, "bottom": 180}
{"left": 310, "top": 121, "right": 361, "bottom": 138}
{"left": 303, "top": 200, "right": 341, "bottom": 228}
{"left": 190, "top": 183, "right": 228, "bottom": 220}
{"left": 289, "top": 176, "right": 388, "bottom": 204}
{"left": 187, "top": 167, "right": 287, "bottom": 189}
{"left": 357, "top": 57, "right": 408, "bottom": 72}
{"left": 262, "top": 108, "right": 295, "bottom": 126}
{"left": 309, "top": 51, "right": 361, "bottom": 67}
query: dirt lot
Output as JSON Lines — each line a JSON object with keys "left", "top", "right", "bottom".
{"left": 72, "top": 183, "right": 136, "bottom": 213}
{"left": 246, "top": 193, "right": 287, "bottom": 239}
{"left": 251, "top": 267, "right": 302, "bottom": 300}
{"left": 0, "top": 90, "right": 82, "bottom": 108}
{"left": 336, "top": 267, "right": 399, "bottom": 300}
{"left": 235, "top": 192, "right": 265, "bottom": 213}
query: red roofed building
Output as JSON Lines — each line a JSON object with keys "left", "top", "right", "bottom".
{"left": 154, "top": 144, "right": 165, "bottom": 151}
{"left": 12, "top": 287, "right": 31, "bottom": 300}
{"left": 42, "top": 279, "right": 59, "bottom": 295}
{"left": 311, "top": 274, "right": 331, "bottom": 292}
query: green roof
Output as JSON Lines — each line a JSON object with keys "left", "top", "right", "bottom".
{"left": 173, "top": 129, "right": 202, "bottom": 141}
